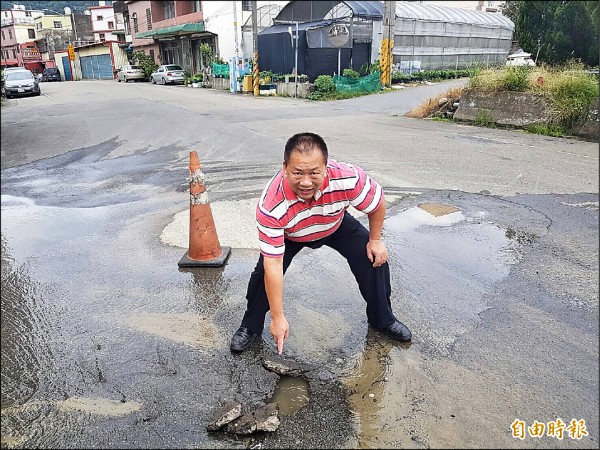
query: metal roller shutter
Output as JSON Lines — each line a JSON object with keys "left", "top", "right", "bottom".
{"left": 80, "top": 54, "right": 113, "bottom": 80}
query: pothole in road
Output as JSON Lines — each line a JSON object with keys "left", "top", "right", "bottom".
{"left": 268, "top": 376, "right": 310, "bottom": 416}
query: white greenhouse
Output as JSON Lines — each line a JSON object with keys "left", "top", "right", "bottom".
{"left": 392, "top": 1, "right": 514, "bottom": 72}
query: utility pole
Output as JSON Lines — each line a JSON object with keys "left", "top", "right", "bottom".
{"left": 380, "top": 1, "right": 395, "bottom": 88}
{"left": 252, "top": 1, "right": 259, "bottom": 96}
{"left": 231, "top": 1, "right": 240, "bottom": 93}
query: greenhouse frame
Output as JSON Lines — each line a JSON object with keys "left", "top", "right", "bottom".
{"left": 256, "top": 1, "right": 515, "bottom": 80}
{"left": 392, "top": 2, "right": 515, "bottom": 72}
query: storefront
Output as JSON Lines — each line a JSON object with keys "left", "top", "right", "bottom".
{"left": 21, "top": 44, "right": 43, "bottom": 76}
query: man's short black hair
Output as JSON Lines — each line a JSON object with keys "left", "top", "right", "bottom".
{"left": 284, "top": 132, "right": 328, "bottom": 165}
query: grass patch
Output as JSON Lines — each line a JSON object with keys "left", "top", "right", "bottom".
{"left": 468, "top": 60, "right": 598, "bottom": 130}
{"left": 406, "top": 61, "right": 597, "bottom": 138}
{"left": 474, "top": 109, "right": 495, "bottom": 127}
{"left": 404, "top": 86, "right": 463, "bottom": 118}
{"left": 525, "top": 123, "right": 568, "bottom": 137}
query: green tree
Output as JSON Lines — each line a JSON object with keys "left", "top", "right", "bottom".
{"left": 131, "top": 51, "right": 158, "bottom": 80}
{"left": 503, "top": 1, "right": 598, "bottom": 66}
{"left": 199, "top": 43, "right": 214, "bottom": 69}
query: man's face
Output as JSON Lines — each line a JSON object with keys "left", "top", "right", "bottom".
{"left": 283, "top": 148, "right": 327, "bottom": 201}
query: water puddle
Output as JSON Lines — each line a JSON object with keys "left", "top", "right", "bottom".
{"left": 268, "top": 376, "right": 310, "bottom": 416}
{"left": 385, "top": 203, "right": 465, "bottom": 232}
{"left": 1, "top": 194, "right": 107, "bottom": 262}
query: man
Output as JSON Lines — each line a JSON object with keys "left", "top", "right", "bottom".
{"left": 230, "top": 132, "right": 412, "bottom": 354}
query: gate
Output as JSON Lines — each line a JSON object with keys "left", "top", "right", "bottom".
{"left": 62, "top": 56, "right": 72, "bottom": 81}
{"left": 80, "top": 54, "right": 113, "bottom": 80}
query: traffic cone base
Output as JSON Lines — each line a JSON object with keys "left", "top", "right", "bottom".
{"left": 178, "top": 246, "right": 231, "bottom": 267}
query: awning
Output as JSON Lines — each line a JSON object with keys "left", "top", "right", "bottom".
{"left": 135, "top": 22, "right": 205, "bottom": 39}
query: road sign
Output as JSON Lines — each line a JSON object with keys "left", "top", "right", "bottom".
{"left": 68, "top": 45, "right": 75, "bottom": 61}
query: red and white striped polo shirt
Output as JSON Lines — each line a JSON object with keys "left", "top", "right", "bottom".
{"left": 256, "top": 159, "right": 383, "bottom": 257}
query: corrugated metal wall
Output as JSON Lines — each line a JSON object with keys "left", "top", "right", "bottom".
{"left": 111, "top": 42, "right": 129, "bottom": 71}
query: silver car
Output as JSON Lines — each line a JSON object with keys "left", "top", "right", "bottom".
{"left": 151, "top": 65, "right": 185, "bottom": 85}
{"left": 116, "top": 65, "right": 146, "bottom": 82}
{"left": 2, "top": 69, "right": 41, "bottom": 98}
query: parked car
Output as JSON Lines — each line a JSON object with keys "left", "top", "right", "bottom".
{"left": 2, "top": 67, "right": 28, "bottom": 79}
{"left": 116, "top": 65, "right": 146, "bottom": 82}
{"left": 150, "top": 65, "right": 185, "bottom": 85}
{"left": 41, "top": 67, "right": 61, "bottom": 82}
{"left": 3, "top": 66, "right": 28, "bottom": 73}
{"left": 2, "top": 69, "right": 41, "bottom": 98}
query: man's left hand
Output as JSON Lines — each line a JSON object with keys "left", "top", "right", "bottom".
{"left": 366, "top": 239, "right": 388, "bottom": 267}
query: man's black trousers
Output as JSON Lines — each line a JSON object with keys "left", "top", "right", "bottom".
{"left": 240, "top": 211, "right": 398, "bottom": 333}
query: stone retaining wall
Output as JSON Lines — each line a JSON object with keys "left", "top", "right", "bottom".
{"left": 454, "top": 90, "right": 599, "bottom": 142}
{"left": 454, "top": 90, "right": 551, "bottom": 126}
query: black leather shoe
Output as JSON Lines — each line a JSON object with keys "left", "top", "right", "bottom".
{"left": 378, "top": 320, "right": 412, "bottom": 342}
{"left": 230, "top": 326, "right": 257, "bottom": 352}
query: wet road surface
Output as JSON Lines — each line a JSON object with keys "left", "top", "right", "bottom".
{"left": 1, "top": 80, "right": 598, "bottom": 448}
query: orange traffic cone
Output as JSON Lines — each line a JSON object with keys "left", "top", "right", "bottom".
{"left": 178, "top": 151, "right": 231, "bottom": 267}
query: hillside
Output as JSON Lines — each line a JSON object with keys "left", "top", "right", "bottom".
{"left": 0, "top": 1, "right": 110, "bottom": 14}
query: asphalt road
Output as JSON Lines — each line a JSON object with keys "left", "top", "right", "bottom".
{"left": 1, "top": 79, "right": 598, "bottom": 449}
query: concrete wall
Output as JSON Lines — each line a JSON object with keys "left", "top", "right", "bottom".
{"left": 573, "top": 98, "right": 599, "bottom": 142}
{"left": 208, "top": 75, "right": 314, "bottom": 98}
{"left": 275, "top": 81, "right": 313, "bottom": 97}
{"left": 454, "top": 90, "right": 551, "bottom": 126}
{"left": 454, "top": 90, "right": 599, "bottom": 142}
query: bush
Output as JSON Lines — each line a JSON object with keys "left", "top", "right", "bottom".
{"left": 502, "top": 66, "right": 531, "bottom": 91}
{"left": 549, "top": 75, "right": 598, "bottom": 128}
{"left": 342, "top": 68, "right": 360, "bottom": 78}
{"left": 131, "top": 51, "right": 157, "bottom": 79}
{"left": 313, "top": 75, "right": 335, "bottom": 94}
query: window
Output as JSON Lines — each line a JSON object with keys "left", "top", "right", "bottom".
{"left": 12, "top": 49, "right": 16, "bottom": 58}
{"left": 1, "top": 31, "right": 4, "bottom": 39}
{"left": 193, "top": 1, "right": 202, "bottom": 12}
{"left": 54, "top": 21, "right": 62, "bottom": 28}
{"left": 108, "top": 21, "right": 114, "bottom": 29}
{"left": 28, "top": 29, "right": 35, "bottom": 38}
{"left": 97, "top": 15, "right": 103, "bottom": 21}
{"left": 133, "top": 17, "right": 139, "bottom": 33}
{"left": 36, "top": 23, "right": 42, "bottom": 29}
{"left": 9, "top": 29, "right": 13, "bottom": 39}
{"left": 242, "top": 1, "right": 252, "bottom": 11}
{"left": 164, "top": 1, "right": 175, "bottom": 19}
{"left": 25, "top": 11, "right": 32, "bottom": 17}
{"left": 99, "top": 33, "right": 105, "bottom": 41}
{"left": 146, "top": 8, "right": 152, "bottom": 30}
{"left": 124, "top": 14, "right": 130, "bottom": 34}
{"left": 149, "top": 49, "right": 155, "bottom": 60}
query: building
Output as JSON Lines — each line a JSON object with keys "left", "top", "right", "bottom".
{"left": 112, "top": 1, "right": 287, "bottom": 75}
{"left": 201, "top": 1, "right": 288, "bottom": 61}
{"left": 126, "top": 0, "right": 209, "bottom": 75}
{"left": 0, "top": 4, "right": 44, "bottom": 71}
{"left": 88, "top": 2, "right": 125, "bottom": 43}
{"left": 420, "top": 1, "right": 505, "bottom": 13}
{"left": 33, "top": 12, "right": 73, "bottom": 69}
